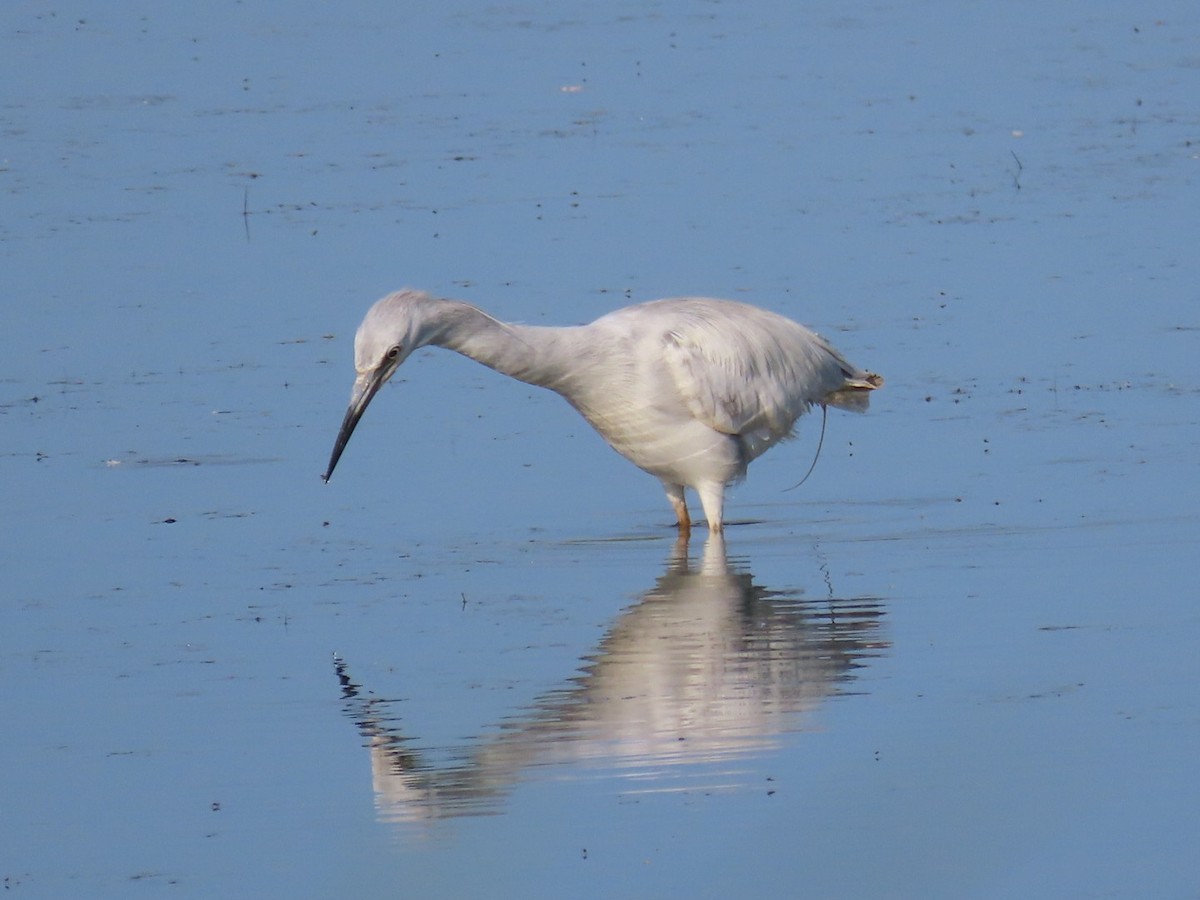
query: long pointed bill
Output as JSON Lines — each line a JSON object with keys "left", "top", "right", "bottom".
{"left": 322, "top": 368, "right": 386, "bottom": 482}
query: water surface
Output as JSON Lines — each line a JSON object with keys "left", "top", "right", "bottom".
{"left": 2, "top": 2, "right": 1198, "bottom": 897}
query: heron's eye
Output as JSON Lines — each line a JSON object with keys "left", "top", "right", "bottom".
{"left": 386, "top": 345, "right": 402, "bottom": 361}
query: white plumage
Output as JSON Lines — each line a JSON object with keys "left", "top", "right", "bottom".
{"left": 324, "top": 289, "right": 882, "bottom": 532}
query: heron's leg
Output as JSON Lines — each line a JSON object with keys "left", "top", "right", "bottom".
{"left": 663, "top": 482, "right": 690, "bottom": 533}
{"left": 696, "top": 482, "right": 725, "bottom": 533}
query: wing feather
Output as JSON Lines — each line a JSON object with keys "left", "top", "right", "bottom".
{"left": 656, "top": 300, "right": 875, "bottom": 440}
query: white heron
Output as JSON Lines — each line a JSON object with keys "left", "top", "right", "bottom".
{"left": 323, "top": 289, "right": 882, "bottom": 533}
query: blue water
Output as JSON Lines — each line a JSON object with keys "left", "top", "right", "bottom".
{"left": 3, "top": 2, "right": 1197, "bottom": 897}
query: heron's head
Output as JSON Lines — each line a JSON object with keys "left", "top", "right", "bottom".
{"left": 353, "top": 289, "right": 436, "bottom": 376}
{"left": 323, "top": 290, "right": 434, "bottom": 482}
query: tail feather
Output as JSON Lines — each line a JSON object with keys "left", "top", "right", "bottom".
{"left": 823, "top": 371, "right": 883, "bottom": 412}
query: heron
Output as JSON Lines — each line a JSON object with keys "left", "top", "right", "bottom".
{"left": 323, "top": 289, "right": 882, "bottom": 533}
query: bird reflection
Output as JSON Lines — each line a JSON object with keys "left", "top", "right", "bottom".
{"left": 335, "top": 534, "right": 887, "bottom": 824}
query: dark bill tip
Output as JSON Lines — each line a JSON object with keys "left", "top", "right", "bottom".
{"left": 322, "top": 412, "right": 357, "bottom": 483}
{"left": 322, "top": 372, "right": 383, "bottom": 484}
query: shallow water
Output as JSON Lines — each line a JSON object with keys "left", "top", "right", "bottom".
{"left": 3, "top": 2, "right": 1198, "bottom": 897}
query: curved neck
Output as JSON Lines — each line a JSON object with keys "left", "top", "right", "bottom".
{"left": 428, "top": 299, "right": 589, "bottom": 394}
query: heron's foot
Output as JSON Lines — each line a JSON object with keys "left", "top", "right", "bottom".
{"left": 666, "top": 489, "right": 691, "bottom": 534}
